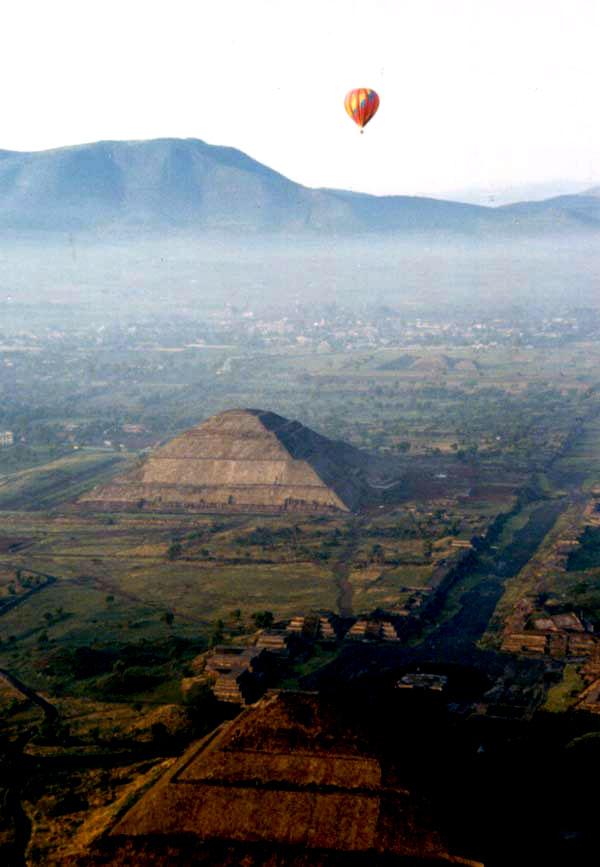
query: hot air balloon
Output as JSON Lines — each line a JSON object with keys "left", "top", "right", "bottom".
{"left": 344, "top": 88, "right": 380, "bottom": 133}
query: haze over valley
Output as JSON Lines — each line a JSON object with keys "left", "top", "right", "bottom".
{"left": 1, "top": 139, "right": 599, "bottom": 333}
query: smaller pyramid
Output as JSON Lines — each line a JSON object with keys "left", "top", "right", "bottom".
{"left": 80, "top": 409, "right": 371, "bottom": 514}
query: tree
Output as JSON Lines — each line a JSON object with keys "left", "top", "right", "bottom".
{"left": 151, "top": 721, "right": 170, "bottom": 746}
{"left": 167, "top": 542, "right": 182, "bottom": 561}
{"left": 210, "top": 619, "right": 225, "bottom": 647}
{"left": 252, "top": 610, "right": 274, "bottom": 629}
{"left": 371, "top": 543, "right": 386, "bottom": 565}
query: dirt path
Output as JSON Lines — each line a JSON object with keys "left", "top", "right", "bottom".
{"left": 0, "top": 574, "right": 55, "bottom": 619}
{"left": 331, "top": 518, "right": 364, "bottom": 617}
{"left": 0, "top": 456, "right": 124, "bottom": 511}
{"left": 0, "top": 668, "right": 58, "bottom": 722}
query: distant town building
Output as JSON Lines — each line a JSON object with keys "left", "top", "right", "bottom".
{"left": 205, "top": 645, "right": 262, "bottom": 705}
{"left": 205, "top": 645, "right": 259, "bottom": 676}
{"left": 346, "top": 619, "right": 369, "bottom": 640}
{"left": 255, "top": 629, "right": 289, "bottom": 655}
{"left": 0, "top": 431, "right": 14, "bottom": 447}
{"left": 396, "top": 673, "right": 448, "bottom": 692}
{"left": 318, "top": 615, "right": 337, "bottom": 641}
{"left": 451, "top": 539, "right": 473, "bottom": 550}
{"left": 502, "top": 614, "right": 597, "bottom": 658}
{"left": 345, "top": 619, "right": 400, "bottom": 642}
{"left": 286, "top": 615, "right": 306, "bottom": 635}
{"left": 380, "top": 621, "right": 400, "bottom": 642}
{"left": 286, "top": 612, "right": 337, "bottom": 642}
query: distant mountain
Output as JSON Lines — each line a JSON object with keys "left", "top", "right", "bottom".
{"left": 497, "top": 193, "right": 600, "bottom": 231}
{"left": 0, "top": 138, "right": 598, "bottom": 236}
{"left": 435, "top": 180, "right": 594, "bottom": 206}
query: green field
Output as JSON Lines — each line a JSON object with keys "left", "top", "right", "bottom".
{"left": 2, "top": 340, "right": 600, "bottom": 705}
{"left": 0, "top": 450, "right": 132, "bottom": 510}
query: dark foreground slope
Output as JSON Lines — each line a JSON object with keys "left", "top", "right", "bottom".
{"left": 83, "top": 691, "right": 480, "bottom": 866}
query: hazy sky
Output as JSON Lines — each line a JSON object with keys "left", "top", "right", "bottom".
{"left": 3, "top": 0, "right": 599, "bottom": 198}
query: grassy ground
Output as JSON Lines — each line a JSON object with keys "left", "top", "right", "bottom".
{"left": 0, "top": 451, "right": 132, "bottom": 510}
{"left": 543, "top": 664, "right": 585, "bottom": 713}
{"left": 349, "top": 564, "right": 433, "bottom": 613}
{"left": 279, "top": 644, "right": 342, "bottom": 689}
{"left": 4, "top": 338, "right": 598, "bottom": 700}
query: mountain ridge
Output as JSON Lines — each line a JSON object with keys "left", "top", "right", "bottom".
{"left": 0, "top": 137, "right": 599, "bottom": 236}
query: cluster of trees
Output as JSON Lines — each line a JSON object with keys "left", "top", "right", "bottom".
{"left": 209, "top": 610, "right": 275, "bottom": 647}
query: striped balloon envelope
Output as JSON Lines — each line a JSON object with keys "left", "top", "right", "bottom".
{"left": 344, "top": 88, "right": 380, "bottom": 132}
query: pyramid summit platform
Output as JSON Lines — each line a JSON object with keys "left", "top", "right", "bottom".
{"left": 79, "top": 409, "right": 373, "bottom": 514}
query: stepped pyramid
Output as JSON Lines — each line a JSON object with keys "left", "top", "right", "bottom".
{"left": 80, "top": 409, "right": 371, "bottom": 514}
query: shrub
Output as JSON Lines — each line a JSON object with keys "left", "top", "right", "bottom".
{"left": 167, "top": 542, "right": 183, "bottom": 560}
{"left": 252, "top": 610, "right": 274, "bottom": 629}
